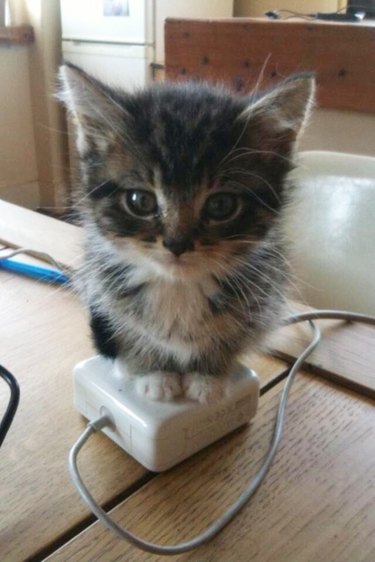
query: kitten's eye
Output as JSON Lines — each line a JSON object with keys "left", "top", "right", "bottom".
{"left": 125, "top": 190, "right": 158, "bottom": 218}
{"left": 204, "top": 193, "right": 239, "bottom": 222}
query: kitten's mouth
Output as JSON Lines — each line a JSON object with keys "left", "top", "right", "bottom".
{"left": 158, "top": 251, "right": 204, "bottom": 277}
{"left": 163, "top": 254, "right": 188, "bottom": 266}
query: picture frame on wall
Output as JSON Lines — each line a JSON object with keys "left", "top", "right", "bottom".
{"left": 103, "top": 0, "right": 129, "bottom": 17}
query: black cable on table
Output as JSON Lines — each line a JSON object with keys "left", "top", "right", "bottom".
{"left": 0, "top": 364, "right": 20, "bottom": 447}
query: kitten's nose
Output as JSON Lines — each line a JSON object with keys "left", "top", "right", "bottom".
{"left": 162, "top": 237, "right": 195, "bottom": 257}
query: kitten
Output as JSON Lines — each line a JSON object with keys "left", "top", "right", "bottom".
{"left": 59, "top": 64, "right": 314, "bottom": 404}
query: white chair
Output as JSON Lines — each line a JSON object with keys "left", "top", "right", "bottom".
{"left": 284, "top": 151, "right": 375, "bottom": 315}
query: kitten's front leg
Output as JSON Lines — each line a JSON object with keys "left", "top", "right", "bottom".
{"left": 182, "top": 373, "right": 228, "bottom": 404}
{"left": 135, "top": 372, "right": 183, "bottom": 402}
{"left": 115, "top": 359, "right": 183, "bottom": 401}
{"left": 116, "top": 360, "right": 226, "bottom": 404}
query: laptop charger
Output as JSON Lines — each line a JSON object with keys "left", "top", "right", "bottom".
{"left": 73, "top": 356, "right": 259, "bottom": 472}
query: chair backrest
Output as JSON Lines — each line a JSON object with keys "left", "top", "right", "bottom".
{"left": 165, "top": 17, "right": 375, "bottom": 113}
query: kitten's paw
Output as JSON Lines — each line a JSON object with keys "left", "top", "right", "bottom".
{"left": 135, "top": 372, "right": 182, "bottom": 402}
{"left": 182, "top": 373, "right": 227, "bottom": 404}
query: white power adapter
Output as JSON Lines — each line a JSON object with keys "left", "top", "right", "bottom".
{"left": 73, "top": 356, "right": 259, "bottom": 471}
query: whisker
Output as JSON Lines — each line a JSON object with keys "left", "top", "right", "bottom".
{"left": 210, "top": 256, "right": 263, "bottom": 316}
{"left": 217, "top": 55, "right": 272, "bottom": 170}
{"left": 225, "top": 179, "right": 280, "bottom": 215}
{"left": 219, "top": 147, "right": 295, "bottom": 169}
{"left": 223, "top": 167, "right": 281, "bottom": 204}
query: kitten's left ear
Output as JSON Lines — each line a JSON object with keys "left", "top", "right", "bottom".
{"left": 58, "top": 63, "right": 129, "bottom": 154}
{"left": 58, "top": 63, "right": 124, "bottom": 125}
{"left": 239, "top": 74, "right": 315, "bottom": 156}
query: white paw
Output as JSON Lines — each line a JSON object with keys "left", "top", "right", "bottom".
{"left": 135, "top": 372, "right": 182, "bottom": 402}
{"left": 182, "top": 373, "right": 227, "bottom": 404}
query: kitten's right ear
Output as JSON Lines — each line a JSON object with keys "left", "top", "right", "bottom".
{"left": 58, "top": 63, "right": 127, "bottom": 151}
{"left": 238, "top": 74, "right": 315, "bottom": 158}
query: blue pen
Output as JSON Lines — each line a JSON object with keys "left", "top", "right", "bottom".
{"left": 0, "top": 258, "right": 70, "bottom": 285}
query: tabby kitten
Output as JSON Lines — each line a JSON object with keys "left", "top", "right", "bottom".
{"left": 59, "top": 64, "right": 314, "bottom": 403}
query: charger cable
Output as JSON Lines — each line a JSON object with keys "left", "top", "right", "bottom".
{"left": 0, "top": 365, "right": 20, "bottom": 447}
{"left": 0, "top": 247, "right": 73, "bottom": 277}
{"left": 68, "top": 310, "right": 375, "bottom": 555}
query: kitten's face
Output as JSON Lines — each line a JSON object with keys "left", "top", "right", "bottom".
{"left": 60, "top": 66, "right": 314, "bottom": 280}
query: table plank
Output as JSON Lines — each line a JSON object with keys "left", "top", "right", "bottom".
{"left": 268, "top": 304, "right": 375, "bottom": 397}
{"left": 45, "top": 373, "right": 375, "bottom": 562}
{"left": 0, "top": 199, "right": 83, "bottom": 270}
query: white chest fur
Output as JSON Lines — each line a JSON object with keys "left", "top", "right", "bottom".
{"left": 113, "top": 274, "right": 218, "bottom": 365}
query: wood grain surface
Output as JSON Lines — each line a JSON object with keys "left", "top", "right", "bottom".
{"left": 0, "top": 270, "right": 147, "bottom": 561}
{"left": 269, "top": 307, "right": 375, "bottom": 398}
{"left": 165, "top": 18, "right": 375, "bottom": 113}
{"left": 45, "top": 373, "right": 375, "bottom": 562}
{"left": 0, "top": 200, "right": 83, "bottom": 271}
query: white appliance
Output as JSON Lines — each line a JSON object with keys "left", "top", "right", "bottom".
{"left": 60, "top": 0, "right": 233, "bottom": 91}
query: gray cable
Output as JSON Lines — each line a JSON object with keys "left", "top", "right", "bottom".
{"left": 0, "top": 247, "right": 74, "bottom": 277}
{"left": 285, "top": 309, "right": 375, "bottom": 326}
{"left": 68, "top": 310, "right": 375, "bottom": 555}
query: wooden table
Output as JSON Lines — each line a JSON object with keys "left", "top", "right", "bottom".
{"left": 0, "top": 200, "right": 374, "bottom": 562}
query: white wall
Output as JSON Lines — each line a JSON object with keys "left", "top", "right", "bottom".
{"left": 156, "top": 0, "right": 234, "bottom": 63}
{"left": 300, "top": 109, "right": 375, "bottom": 157}
{"left": 0, "top": 45, "right": 39, "bottom": 209}
{"left": 7, "top": 0, "right": 69, "bottom": 211}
